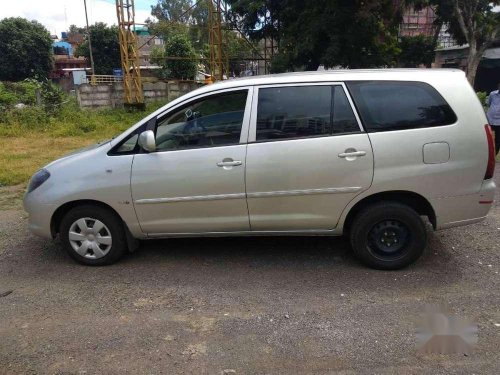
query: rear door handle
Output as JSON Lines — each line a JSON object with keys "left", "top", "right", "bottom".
{"left": 338, "top": 150, "right": 367, "bottom": 158}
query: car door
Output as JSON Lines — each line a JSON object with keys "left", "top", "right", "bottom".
{"left": 131, "top": 88, "right": 253, "bottom": 235}
{"left": 245, "top": 83, "right": 373, "bottom": 231}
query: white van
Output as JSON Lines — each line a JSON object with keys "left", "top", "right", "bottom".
{"left": 24, "top": 69, "right": 496, "bottom": 269}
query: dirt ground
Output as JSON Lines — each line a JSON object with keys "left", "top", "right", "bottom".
{"left": 0, "top": 167, "right": 499, "bottom": 374}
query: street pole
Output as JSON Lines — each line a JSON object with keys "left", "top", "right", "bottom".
{"left": 83, "top": 0, "right": 96, "bottom": 85}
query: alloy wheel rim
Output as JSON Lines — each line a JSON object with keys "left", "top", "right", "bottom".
{"left": 367, "top": 219, "right": 410, "bottom": 261}
{"left": 68, "top": 217, "right": 112, "bottom": 259}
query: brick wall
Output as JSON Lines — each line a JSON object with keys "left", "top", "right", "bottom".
{"left": 76, "top": 81, "right": 201, "bottom": 108}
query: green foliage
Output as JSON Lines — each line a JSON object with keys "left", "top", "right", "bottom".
{"left": 227, "top": 0, "right": 404, "bottom": 71}
{"left": 0, "top": 80, "right": 39, "bottom": 113}
{"left": 40, "top": 81, "right": 64, "bottom": 116}
{"left": 151, "top": 0, "right": 193, "bottom": 22}
{"left": 0, "top": 97, "right": 163, "bottom": 137}
{"left": 75, "top": 23, "right": 121, "bottom": 75}
{"left": 0, "top": 79, "right": 64, "bottom": 117}
{"left": 151, "top": 1, "right": 209, "bottom": 53}
{"left": 0, "top": 84, "right": 18, "bottom": 109}
{"left": 150, "top": 2, "right": 256, "bottom": 76}
{"left": 397, "top": 35, "right": 436, "bottom": 67}
{"left": 161, "top": 34, "right": 198, "bottom": 80}
{"left": 69, "top": 24, "right": 86, "bottom": 34}
{"left": 477, "top": 91, "right": 488, "bottom": 108}
{"left": 0, "top": 17, "right": 53, "bottom": 81}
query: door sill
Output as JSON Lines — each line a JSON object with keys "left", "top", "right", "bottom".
{"left": 146, "top": 229, "right": 341, "bottom": 239}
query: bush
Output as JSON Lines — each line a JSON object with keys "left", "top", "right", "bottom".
{"left": 40, "top": 81, "right": 64, "bottom": 116}
{"left": 0, "top": 80, "right": 39, "bottom": 112}
{"left": 0, "top": 79, "right": 65, "bottom": 117}
{"left": 0, "top": 83, "right": 18, "bottom": 110}
{"left": 477, "top": 91, "right": 488, "bottom": 108}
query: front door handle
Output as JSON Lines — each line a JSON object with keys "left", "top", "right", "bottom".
{"left": 338, "top": 150, "right": 367, "bottom": 159}
{"left": 217, "top": 159, "right": 242, "bottom": 168}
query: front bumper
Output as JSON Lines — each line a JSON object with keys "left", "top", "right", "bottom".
{"left": 23, "top": 193, "right": 56, "bottom": 239}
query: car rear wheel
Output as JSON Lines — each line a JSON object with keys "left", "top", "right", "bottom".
{"left": 349, "top": 202, "right": 427, "bottom": 270}
{"left": 60, "top": 205, "right": 126, "bottom": 265}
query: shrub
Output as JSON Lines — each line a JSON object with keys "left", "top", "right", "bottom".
{"left": 477, "top": 91, "right": 488, "bottom": 108}
{"left": 40, "top": 81, "right": 64, "bottom": 116}
{"left": 0, "top": 80, "right": 39, "bottom": 112}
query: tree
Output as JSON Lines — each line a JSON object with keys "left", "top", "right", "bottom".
{"left": 0, "top": 17, "right": 53, "bottom": 81}
{"left": 151, "top": 0, "right": 210, "bottom": 54}
{"left": 227, "top": 0, "right": 405, "bottom": 71}
{"left": 69, "top": 24, "right": 86, "bottom": 34}
{"left": 150, "top": 1, "right": 258, "bottom": 76}
{"left": 415, "top": 0, "right": 500, "bottom": 84}
{"left": 397, "top": 35, "right": 437, "bottom": 67}
{"left": 154, "top": 34, "right": 198, "bottom": 79}
{"left": 151, "top": 0, "right": 194, "bottom": 23}
{"left": 75, "top": 23, "right": 121, "bottom": 75}
{"left": 452, "top": 0, "right": 500, "bottom": 85}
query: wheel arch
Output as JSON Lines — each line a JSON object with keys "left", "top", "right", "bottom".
{"left": 51, "top": 199, "right": 124, "bottom": 238}
{"left": 342, "top": 190, "right": 436, "bottom": 234}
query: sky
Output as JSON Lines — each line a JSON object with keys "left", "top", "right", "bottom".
{"left": 0, "top": 0, "right": 156, "bottom": 36}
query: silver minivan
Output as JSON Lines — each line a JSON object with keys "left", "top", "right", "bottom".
{"left": 23, "top": 69, "right": 496, "bottom": 269}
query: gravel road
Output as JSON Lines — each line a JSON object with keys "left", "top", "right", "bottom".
{"left": 1, "top": 167, "right": 499, "bottom": 374}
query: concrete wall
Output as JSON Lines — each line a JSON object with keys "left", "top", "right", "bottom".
{"left": 76, "top": 81, "right": 201, "bottom": 108}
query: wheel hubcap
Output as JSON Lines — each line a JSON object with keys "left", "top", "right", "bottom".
{"left": 68, "top": 217, "right": 112, "bottom": 259}
{"left": 367, "top": 220, "right": 410, "bottom": 260}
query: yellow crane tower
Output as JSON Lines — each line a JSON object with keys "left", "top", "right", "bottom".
{"left": 115, "top": 0, "right": 145, "bottom": 109}
{"left": 207, "top": 0, "right": 229, "bottom": 81}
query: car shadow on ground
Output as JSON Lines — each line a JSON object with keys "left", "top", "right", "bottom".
{"left": 17, "top": 223, "right": 463, "bottom": 294}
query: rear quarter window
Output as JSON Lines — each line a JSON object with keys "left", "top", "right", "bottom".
{"left": 346, "top": 81, "right": 457, "bottom": 132}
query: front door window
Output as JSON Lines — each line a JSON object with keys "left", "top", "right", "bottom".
{"left": 155, "top": 90, "right": 248, "bottom": 152}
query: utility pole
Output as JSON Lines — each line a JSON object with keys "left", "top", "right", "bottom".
{"left": 83, "top": 0, "right": 96, "bottom": 85}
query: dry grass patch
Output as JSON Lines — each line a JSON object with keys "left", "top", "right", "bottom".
{"left": 0, "top": 136, "right": 102, "bottom": 186}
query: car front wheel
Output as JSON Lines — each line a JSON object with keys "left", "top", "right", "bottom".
{"left": 349, "top": 202, "right": 427, "bottom": 270}
{"left": 59, "top": 205, "right": 126, "bottom": 265}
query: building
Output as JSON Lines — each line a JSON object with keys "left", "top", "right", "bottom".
{"left": 49, "top": 33, "right": 88, "bottom": 91}
{"left": 133, "top": 25, "right": 164, "bottom": 67}
{"left": 400, "top": 6, "right": 437, "bottom": 38}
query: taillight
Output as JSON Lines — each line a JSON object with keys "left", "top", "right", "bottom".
{"left": 484, "top": 124, "right": 495, "bottom": 180}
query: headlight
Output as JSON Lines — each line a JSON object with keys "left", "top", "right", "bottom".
{"left": 27, "top": 169, "right": 50, "bottom": 193}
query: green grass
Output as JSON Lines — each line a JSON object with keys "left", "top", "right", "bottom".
{"left": 0, "top": 100, "right": 164, "bottom": 186}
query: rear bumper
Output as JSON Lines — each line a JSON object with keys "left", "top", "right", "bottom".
{"left": 432, "top": 179, "right": 496, "bottom": 230}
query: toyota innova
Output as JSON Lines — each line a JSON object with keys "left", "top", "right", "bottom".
{"left": 24, "top": 69, "right": 497, "bottom": 269}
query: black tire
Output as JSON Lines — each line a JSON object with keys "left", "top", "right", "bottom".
{"left": 349, "top": 202, "right": 427, "bottom": 270}
{"left": 60, "top": 205, "right": 126, "bottom": 266}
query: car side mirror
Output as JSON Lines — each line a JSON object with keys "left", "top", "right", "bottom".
{"left": 138, "top": 130, "right": 156, "bottom": 152}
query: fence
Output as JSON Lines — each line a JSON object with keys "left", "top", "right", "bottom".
{"left": 80, "top": 75, "right": 123, "bottom": 85}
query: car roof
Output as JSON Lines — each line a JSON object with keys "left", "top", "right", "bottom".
{"left": 176, "top": 68, "right": 465, "bottom": 101}
{"left": 110, "top": 68, "right": 466, "bottom": 147}
{"left": 206, "top": 68, "right": 464, "bottom": 88}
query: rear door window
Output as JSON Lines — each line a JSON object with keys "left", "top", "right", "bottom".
{"left": 346, "top": 81, "right": 457, "bottom": 132}
{"left": 332, "top": 86, "right": 360, "bottom": 134}
{"left": 256, "top": 85, "right": 359, "bottom": 141}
